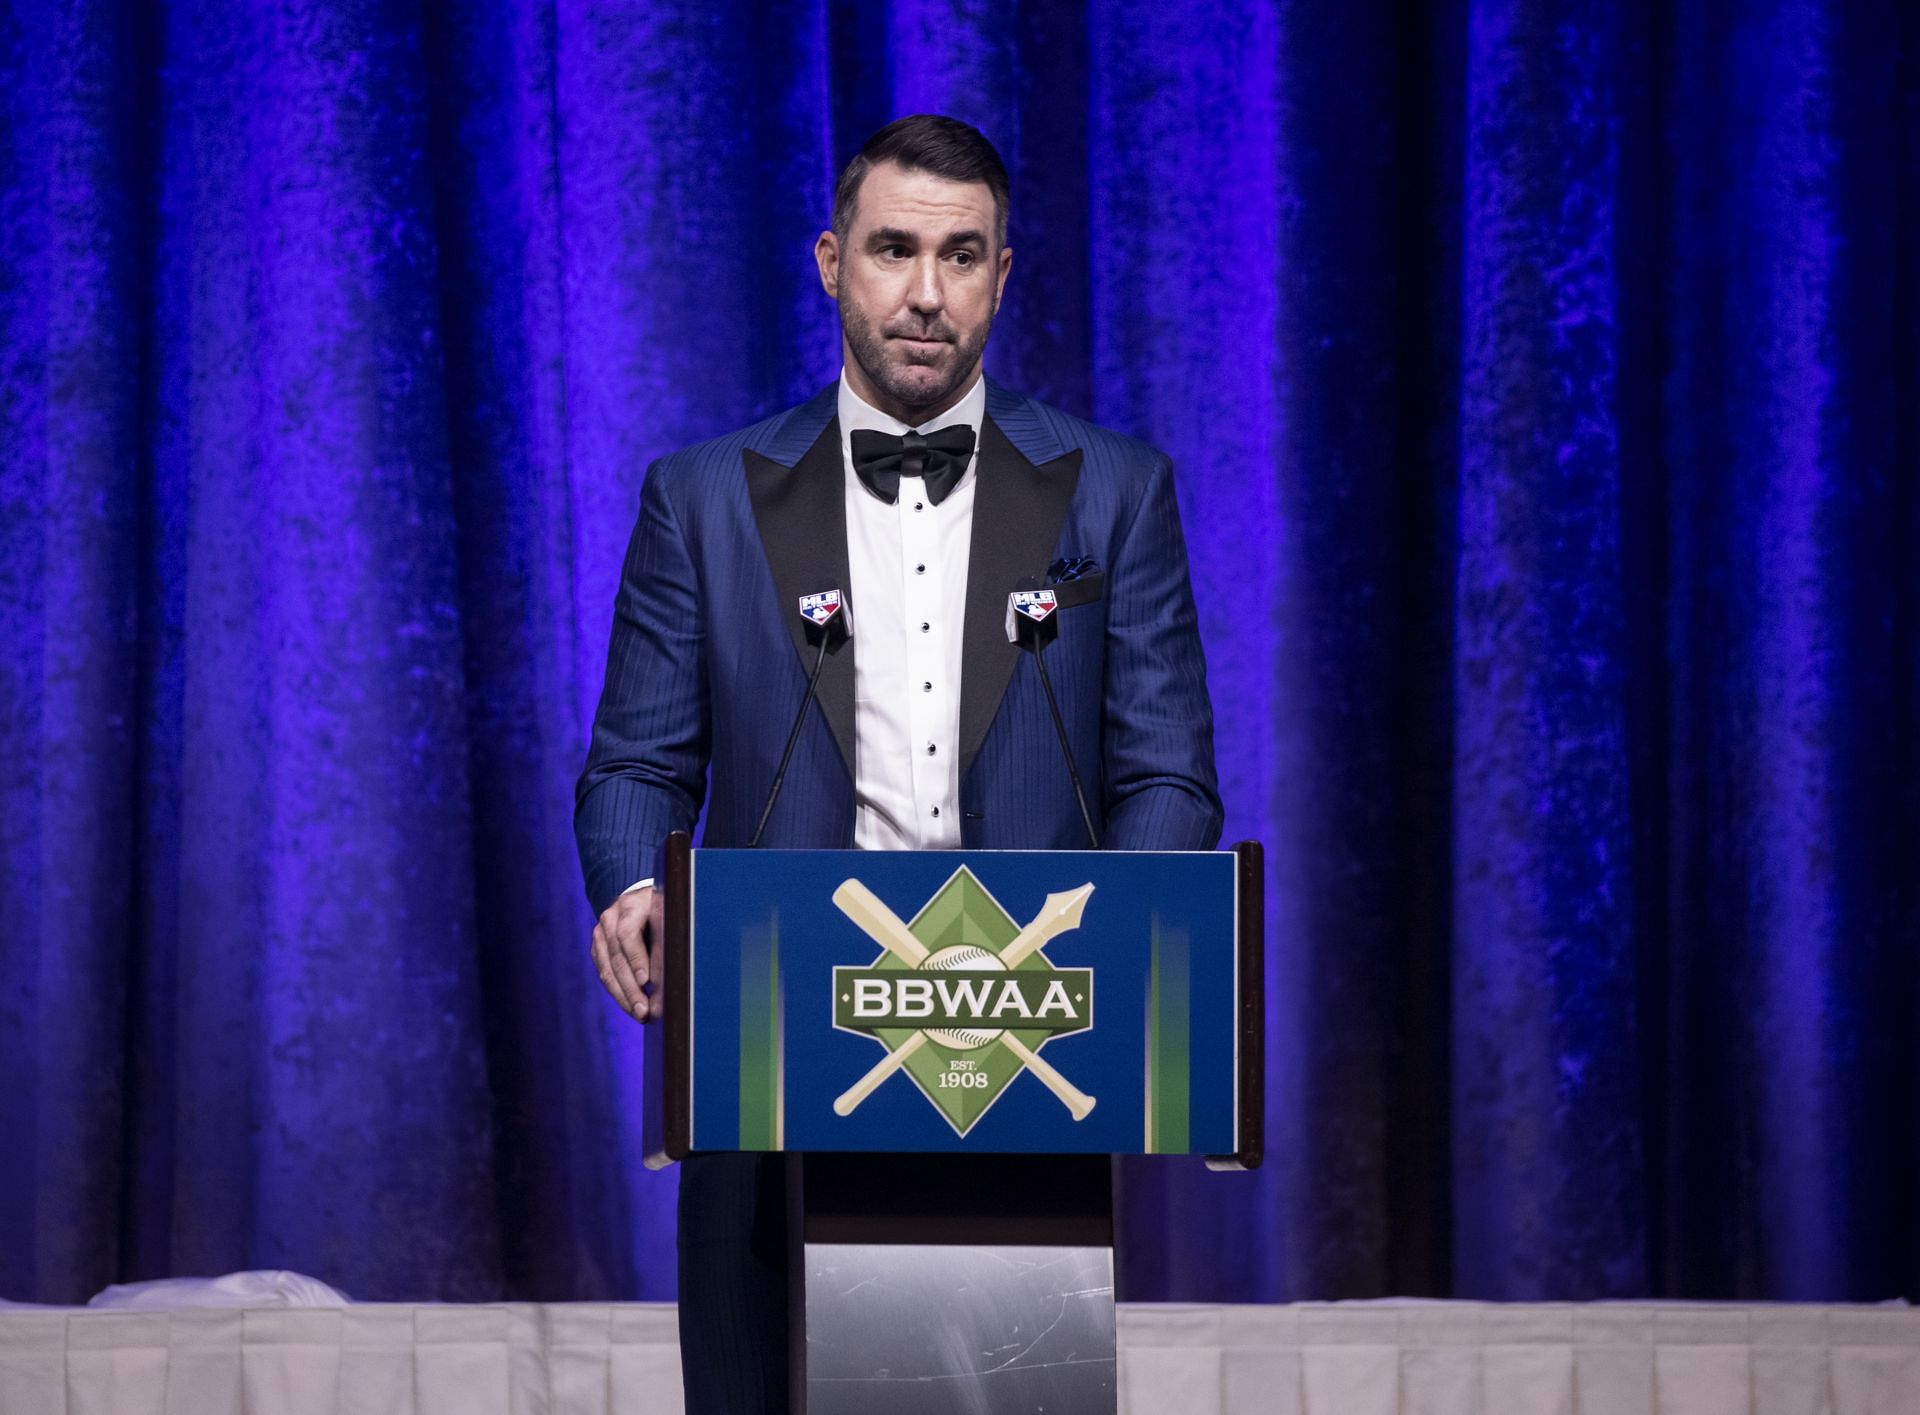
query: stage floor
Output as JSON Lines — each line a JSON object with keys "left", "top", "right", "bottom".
{"left": 2, "top": 1299, "right": 1916, "bottom": 1413}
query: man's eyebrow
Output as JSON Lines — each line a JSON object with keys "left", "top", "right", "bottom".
{"left": 863, "top": 226, "right": 989, "bottom": 249}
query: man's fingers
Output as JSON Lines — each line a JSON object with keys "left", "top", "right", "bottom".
{"left": 606, "top": 910, "right": 645, "bottom": 1013}
{"left": 607, "top": 939, "right": 648, "bottom": 1019}
{"left": 593, "top": 888, "right": 659, "bottom": 1023}
{"left": 614, "top": 910, "right": 652, "bottom": 990}
{"left": 590, "top": 924, "right": 621, "bottom": 999}
{"left": 591, "top": 917, "right": 646, "bottom": 1019}
{"left": 613, "top": 891, "right": 652, "bottom": 985}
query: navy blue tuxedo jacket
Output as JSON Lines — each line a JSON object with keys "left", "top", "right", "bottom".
{"left": 575, "top": 379, "right": 1222, "bottom": 916}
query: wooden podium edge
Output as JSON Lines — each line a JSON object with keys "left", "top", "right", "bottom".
{"left": 1207, "top": 839, "right": 1264, "bottom": 1172}
{"left": 643, "top": 830, "right": 694, "bottom": 1169}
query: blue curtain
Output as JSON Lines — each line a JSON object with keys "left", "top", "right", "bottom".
{"left": 2, "top": 0, "right": 1914, "bottom": 1305}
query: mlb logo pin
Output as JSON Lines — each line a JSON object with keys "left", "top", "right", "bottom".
{"left": 1011, "top": 589, "right": 1058, "bottom": 623}
{"left": 799, "top": 589, "right": 843, "bottom": 627}
{"left": 1005, "top": 587, "right": 1061, "bottom": 647}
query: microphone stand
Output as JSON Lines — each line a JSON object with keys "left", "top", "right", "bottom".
{"left": 1029, "top": 644, "right": 1101, "bottom": 850}
{"left": 1008, "top": 585, "right": 1101, "bottom": 850}
{"left": 750, "top": 632, "right": 831, "bottom": 849}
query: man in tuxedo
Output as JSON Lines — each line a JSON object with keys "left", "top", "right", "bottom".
{"left": 576, "top": 114, "right": 1221, "bottom": 1414}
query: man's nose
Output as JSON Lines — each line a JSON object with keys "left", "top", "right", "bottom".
{"left": 907, "top": 256, "right": 944, "bottom": 314}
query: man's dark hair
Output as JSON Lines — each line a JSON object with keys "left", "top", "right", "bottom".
{"left": 832, "top": 114, "right": 1010, "bottom": 248}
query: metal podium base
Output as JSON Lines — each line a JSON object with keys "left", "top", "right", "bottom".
{"left": 794, "top": 1154, "right": 1117, "bottom": 1415}
{"left": 804, "top": 1243, "right": 1115, "bottom": 1414}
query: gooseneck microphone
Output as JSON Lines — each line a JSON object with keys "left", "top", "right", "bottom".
{"left": 1007, "top": 579, "right": 1101, "bottom": 849}
{"left": 750, "top": 589, "right": 851, "bottom": 848}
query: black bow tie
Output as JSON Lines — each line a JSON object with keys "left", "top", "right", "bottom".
{"left": 850, "top": 425, "right": 977, "bottom": 506}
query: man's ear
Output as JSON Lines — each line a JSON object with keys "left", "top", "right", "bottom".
{"left": 993, "top": 243, "right": 1013, "bottom": 313}
{"left": 815, "top": 230, "right": 840, "bottom": 300}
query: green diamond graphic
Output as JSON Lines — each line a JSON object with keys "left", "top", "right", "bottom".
{"left": 835, "top": 867, "right": 1093, "bottom": 1136}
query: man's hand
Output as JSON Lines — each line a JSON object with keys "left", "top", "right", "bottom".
{"left": 592, "top": 885, "right": 666, "bottom": 1022}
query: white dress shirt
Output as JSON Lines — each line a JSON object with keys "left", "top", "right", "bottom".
{"left": 621, "top": 370, "right": 984, "bottom": 896}
{"left": 838, "top": 369, "right": 985, "bottom": 850}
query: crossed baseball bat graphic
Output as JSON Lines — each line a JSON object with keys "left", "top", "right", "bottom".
{"left": 831, "top": 879, "right": 1097, "bottom": 1121}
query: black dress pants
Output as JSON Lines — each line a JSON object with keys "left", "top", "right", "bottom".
{"left": 677, "top": 1151, "right": 792, "bottom": 1415}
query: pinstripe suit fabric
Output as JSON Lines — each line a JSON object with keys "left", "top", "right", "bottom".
{"left": 576, "top": 379, "right": 1222, "bottom": 913}
{"left": 574, "top": 378, "right": 1221, "bottom": 1413}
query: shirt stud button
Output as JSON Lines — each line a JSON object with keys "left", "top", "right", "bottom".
{"left": 922, "top": 681, "right": 932, "bottom": 692}
{"left": 931, "top": 806, "right": 940, "bottom": 817}
{"left": 920, "top": 622, "right": 930, "bottom": 633}
{"left": 914, "top": 501, "right": 924, "bottom": 512}
{"left": 926, "top": 742, "right": 936, "bottom": 755}
{"left": 915, "top": 563, "right": 926, "bottom": 574}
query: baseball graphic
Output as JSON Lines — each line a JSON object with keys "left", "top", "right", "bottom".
{"left": 830, "top": 876, "right": 1098, "bottom": 1124}
{"left": 920, "top": 943, "right": 1009, "bottom": 1050}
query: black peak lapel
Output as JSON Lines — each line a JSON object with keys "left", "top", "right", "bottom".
{"left": 744, "top": 418, "right": 855, "bottom": 777}
{"left": 958, "top": 416, "right": 1084, "bottom": 777}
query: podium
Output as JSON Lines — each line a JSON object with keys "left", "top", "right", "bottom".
{"left": 645, "top": 833, "right": 1263, "bottom": 1414}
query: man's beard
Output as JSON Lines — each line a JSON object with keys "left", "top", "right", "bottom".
{"left": 838, "top": 287, "right": 992, "bottom": 420}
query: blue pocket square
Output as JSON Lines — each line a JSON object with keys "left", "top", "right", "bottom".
{"left": 1046, "top": 556, "right": 1105, "bottom": 608}
{"left": 1048, "top": 555, "right": 1100, "bottom": 584}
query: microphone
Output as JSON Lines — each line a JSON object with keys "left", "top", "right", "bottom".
{"left": 750, "top": 589, "right": 851, "bottom": 847}
{"left": 1007, "top": 578, "right": 1101, "bottom": 849}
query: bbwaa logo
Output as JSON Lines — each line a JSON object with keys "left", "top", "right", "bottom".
{"left": 830, "top": 869, "right": 1095, "bottom": 1135}
{"left": 799, "top": 589, "right": 843, "bottom": 626}
{"left": 1010, "top": 588, "right": 1058, "bottom": 622}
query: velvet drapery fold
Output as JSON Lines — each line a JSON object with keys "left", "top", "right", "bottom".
{"left": 2, "top": 0, "right": 1914, "bottom": 1304}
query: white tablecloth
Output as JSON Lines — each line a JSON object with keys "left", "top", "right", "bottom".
{"left": 1119, "top": 1303, "right": 1920, "bottom": 1415}
{"left": 2, "top": 1300, "right": 1915, "bottom": 1414}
